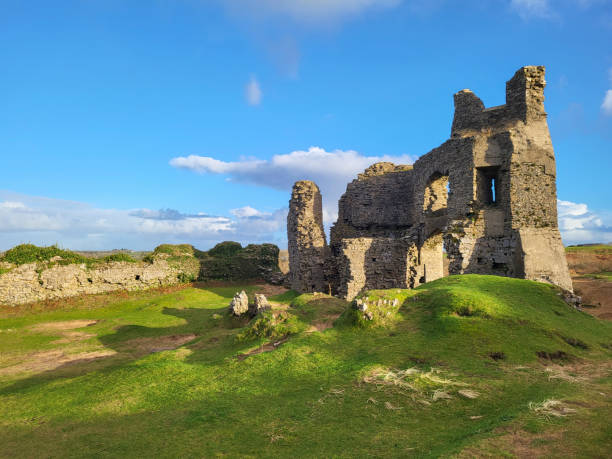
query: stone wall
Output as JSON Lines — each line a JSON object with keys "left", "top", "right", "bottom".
{"left": 287, "top": 181, "right": 329, "bottom": 293}
{"left": 0, "top": 258, "right": 187, "bottom": 306}
{"left": 0, "top": 241, "right": 283, "bottom": 306}
{"left": 288, "top": 66, "right": 573, "bottom": 300}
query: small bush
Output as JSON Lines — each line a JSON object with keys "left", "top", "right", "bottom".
{"left": 177, "top": 272, "right": 196, "bottom": 283}
{"left": 102, "top": 253, "right": 137, "bottom": 263}
{"left": 153, "top": 244, "right": 196, "bottom": 257}
{"left": 208, "top": 241, "right": 242, "bottom": 258}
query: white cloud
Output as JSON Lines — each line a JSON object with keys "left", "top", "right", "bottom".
{"left": 558, "top": 199, "right": 612, "bottom": 244}
{"left": 170, "top": 146, "right": 415, "bottom": 224}
{"left": 222, "top": 0, "right": 402, "bottom": 24}
{"left": 510, "top": 0, "right": 553, "bottom": 19}
{"left": 510, "top": 0, "right": 609, "bottom": 20}
{"left": 2, "top": 195, "right": 607, "bottom": 252}
{"left": 245, "top": 76, "right": 262, "bottom": 106}
{"left": 0, "top": 191, "right": 286, "bottom": 251}
{"left": 602, "top": 90, "right": 612, "bottom": 115}
{"left": 231, "top": 206, "right": 265, "bottom": 218}
{"left": 0, "top": 201, "right": 26, "bottom": 209}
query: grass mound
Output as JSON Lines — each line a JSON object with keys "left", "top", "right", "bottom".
{"left": 338, "top": 289, "right": 407, "bottom": 327}
{"left": 0, "top": 244, "right": 89, "bottom": 266}
{"left": 235, "top": 310, "right": 305, "bottom": 342}
{"left": 346, "top": 275, "right": 612, "bottom": 364}
{"left": 151, "top": 244, "right": 204, "bottom": 258}
{"left": 1, "top": 245, "right": 139, "bottom": 268}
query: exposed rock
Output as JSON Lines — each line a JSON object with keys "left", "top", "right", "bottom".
{"left": 559, "top": 289, "right": 582, "bottom": 309}
{"left": 251, "top": 293, "right": 271, "bottom": 316}
{"left": 288, "top": 66, "right": 573, "bottom": 300}
{"left": 229, "top": 290, "right": 249, "bottom": 316}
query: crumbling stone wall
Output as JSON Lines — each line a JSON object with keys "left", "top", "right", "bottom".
{"left": 0, "top": 259, "right": 186, "bottom": 306}
{"left": 287, "top": 181, "right": 329, "bottom": 292}
{"left": 0, "top": 241, "right": 283, "bottom": 306}
{"left": 287, "top": 66, "right": 573, "bottom": 299}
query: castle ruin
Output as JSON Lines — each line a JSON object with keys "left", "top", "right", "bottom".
{"left": 288, "top": 66, "right": 573, "bottom": 300}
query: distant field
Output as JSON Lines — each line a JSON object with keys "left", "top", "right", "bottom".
{"left": 565, "top": 244, "right": 612, "bottom": 253}
{"left": 1, "top": 275, "right": 611, "bottom": 457}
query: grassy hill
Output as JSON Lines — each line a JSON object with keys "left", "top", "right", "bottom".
{"left": 0, "top": 275, "right": 611, "bottom": 457}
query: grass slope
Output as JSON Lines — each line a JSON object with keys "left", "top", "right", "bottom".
{"left": 0, "top": 275, "right": 611, "bottom": 457}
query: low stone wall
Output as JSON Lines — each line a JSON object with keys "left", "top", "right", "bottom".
{"left": 0, "top": 259, "right": 186, "bottom": 306}
{"left": 0, "top": 241, "right": 284, "bottom": 306}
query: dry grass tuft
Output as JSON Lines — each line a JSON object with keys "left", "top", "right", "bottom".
{"left": 528, "top": 399, "right": 576, "bottom": 419}
{"left": 545, "top": 366, "right": 585, "bottom": 383}
{"left": 362, "top": 366, "right": 477, "bottom": 405}
{"left": 384, "top": 401, "right": 402, "bottom": 410}
{"left": 458, "top": 389, "right": 480, "bottom": 399}
{"left": 432, "top": 389, "right": 453, "bottom": 401}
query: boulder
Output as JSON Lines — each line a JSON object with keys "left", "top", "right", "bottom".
{"left": 229, "top": 290, "right": 249, "bottom": 316}
{"left": 251, "top": 293, "right": 271, "bottom": 316}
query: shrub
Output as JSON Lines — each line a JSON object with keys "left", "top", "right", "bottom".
{"left": 152, "top": 244, "right": 196, "bottom": 257}
{"left": 102, "top": 253, "right": 137, "bottom": 263}
{"left": 0, "top": 244, "right": 89, "bottom": 266}
{"left": 208, "top": 241, "right": 242, "bottom": 258}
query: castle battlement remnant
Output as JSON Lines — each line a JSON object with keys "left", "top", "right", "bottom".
{"left": 287, "top": 66, "right": 572, "bottom": 300}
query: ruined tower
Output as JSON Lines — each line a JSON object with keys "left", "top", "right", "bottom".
{"left": 288, "top": 66, "right": 573, "bottom": 300}
{"left": 287, "top": 181, "right": 329, "bottom": 292}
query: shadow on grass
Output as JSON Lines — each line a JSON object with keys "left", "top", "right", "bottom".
{"left": 0, "top": 297, "right": 255, "bottom": 395}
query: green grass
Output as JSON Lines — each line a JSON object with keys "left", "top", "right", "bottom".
{"left": 100, "top": 253, "right": 138, "bottom": 263}
{"left": 580, "top": 271, "right": 612, "bottom": 281}
{"left": 0, "top": 244, "right": 91, "bottom": 266}
{"left": 566, "top": 244, "right": 612, "bottom": 253}
{"left": 0, "top": 275, "right": 611, "bottom": 457}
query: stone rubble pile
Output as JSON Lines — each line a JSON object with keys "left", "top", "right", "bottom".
{"left": 229, "top": 290, "right": 249, "bottom": 316}
{"left": 228, "top": 292, "right": 271, "bottom": 317}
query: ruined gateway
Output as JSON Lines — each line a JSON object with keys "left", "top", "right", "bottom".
{"left": 287, "top": 66, "right": 573, "bottom": 300}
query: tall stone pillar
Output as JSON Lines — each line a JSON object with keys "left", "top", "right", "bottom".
{"left": 287, "top": 181, "right": 329, "bottom": 293}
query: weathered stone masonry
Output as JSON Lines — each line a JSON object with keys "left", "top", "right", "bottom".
{"left": 288, "top": 66, "right": 573, "bottom": 300}
{"left": 287, "top": 181, "right": 329, "bottom": 293}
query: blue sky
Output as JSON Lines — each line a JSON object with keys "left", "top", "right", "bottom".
{"left": 1, "top": 0, "right": 611, "bottom": 250}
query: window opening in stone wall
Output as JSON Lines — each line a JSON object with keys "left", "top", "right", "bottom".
{"left": 476, "top": 166, "right": 500, "bottom": 206}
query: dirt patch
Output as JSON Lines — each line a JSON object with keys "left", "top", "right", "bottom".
{"left": 30, "top": 320, "right": 98, "bottom": 331}
{"left": 28, "top": 320, "right": 98, "bottom": 344}
{"left": 458, "top": 427, "right": 567, "bottom": 458}
{"left": 254, "top": 284, "right": 289, "bottom": 297}
{"left": 236, "top": 337, "right": 288, "bottom": 361}
{"left": 566, "top": 250, "right": 612, "bottom": 277}
{"left": 120, "top": 334, "right": 196, "bottom": 354}
{"left": 51, "top": 331, "right": 95, "bottom": 344}
{"left": 572, "top": 278, "right": 612, "bottom": 320}
{"left": 308, "top": 313, "right": 342, "bottom": 332}
{"left": 0, "top": 349, "right": 116, "bottom": 376}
